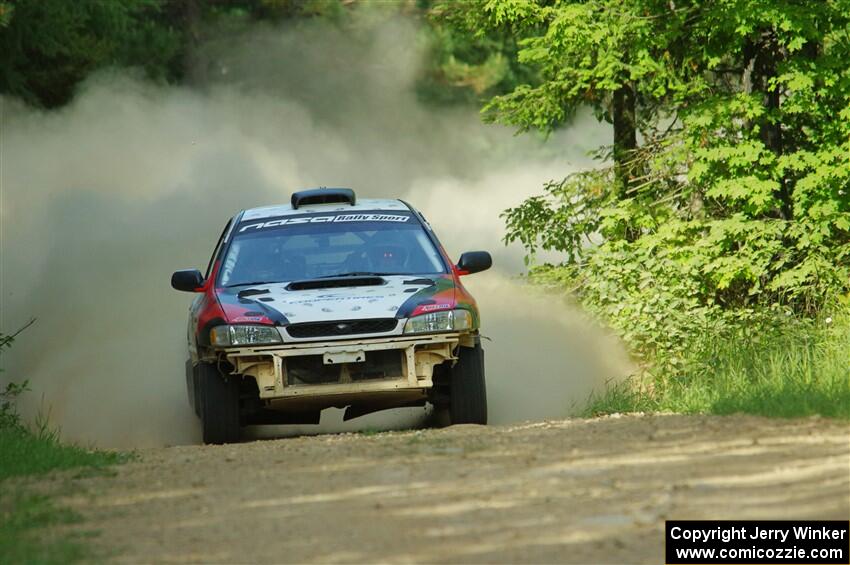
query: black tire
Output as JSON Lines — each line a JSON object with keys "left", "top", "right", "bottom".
{"left": 186, "top": 360, "right": 201, "bottom": 417}
{"left": 199, "top": 362, "right": 241, "bottom": 444}
{"left": 449, "top": 342, "right": 488, "bottom": 425}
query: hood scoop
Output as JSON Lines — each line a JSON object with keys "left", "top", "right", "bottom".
{"left": 403, "top": 278, "right": 435, "bottom": 286}
{"left": 237, "top": 288, "right": 271, "bottom": 298}
{"left": 286, "top": 276, "right": 385, "bottom": 291}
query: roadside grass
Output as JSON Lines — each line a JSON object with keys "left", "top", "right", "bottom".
{"left": 585, "top": 313, "right": 850, "bottom": 419}
{"left": 1, "top": 326, "right": 130, "bottom": 563}
{"left": 0, "top": 424, "right": 130, "bottom": 482}
{"left": 0, "top": 493, "right": 94, "bottom": 564}
{"left": 1, "top": 408, "right": 132, "bottom": 563}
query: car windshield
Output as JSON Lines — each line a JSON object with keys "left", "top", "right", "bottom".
{"left": 219, "top": 211, "right": 447, "bottom": 286}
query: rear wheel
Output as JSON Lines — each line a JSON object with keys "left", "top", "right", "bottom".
{"left": 448, "top": 342, "right": 488, "bottom": 425}
{"left": 198, "top": 362, "right": 241, "bottom": 444}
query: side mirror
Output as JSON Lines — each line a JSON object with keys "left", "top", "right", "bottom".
{"left": 171, "top": 269, "right": 205, "bottom": 292}
{"left": 456, "top": 251, "right": 492, "bottom": 275}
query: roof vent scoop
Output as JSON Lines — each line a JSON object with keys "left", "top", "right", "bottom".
{"left": 291, "top": 188, "right": 356, "bottom": 209}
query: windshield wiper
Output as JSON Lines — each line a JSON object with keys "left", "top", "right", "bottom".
{"left": 226, "top": 280, "right": 280, "bottom": 288}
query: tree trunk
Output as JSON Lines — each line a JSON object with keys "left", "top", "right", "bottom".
{"left": 612, "top": 82, "right": 638, "bottom": 199}
{"left": 750, "top": 32, "right": 791, "bottom": 219}
{"left": 183, "top": 0, "right": 207, "bottom": 86}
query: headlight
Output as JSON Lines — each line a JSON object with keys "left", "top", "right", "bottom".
{"left": 404, "top": 309, "right": 473, "bottom": 334}
{"left": 210, "top": 325, "right": 282, "bottom": 347}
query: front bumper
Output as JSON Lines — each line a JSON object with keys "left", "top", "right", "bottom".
{"left": 220, "top": 333, "right": 467, "bottom": 406}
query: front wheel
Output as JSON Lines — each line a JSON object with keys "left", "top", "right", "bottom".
{"left": 449, "top": 342, "right": 488, "bottom": 425}
{"left": 198, "top": 362, "right": 241, "bottom": 444}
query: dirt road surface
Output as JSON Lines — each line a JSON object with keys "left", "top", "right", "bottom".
{"left": 43, "top": 415, "right": 850, "bottom": 563}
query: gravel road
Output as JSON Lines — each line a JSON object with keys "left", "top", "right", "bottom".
{"left": 45, "top": 414, "right": 850, "bottom": 563}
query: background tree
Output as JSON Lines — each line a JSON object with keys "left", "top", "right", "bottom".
{"left": 434, "top": 0, "right": 850, "bottom": 366}
{"left": 433, "top": 0, "right": 698, "bottom": 195}
{"left": 0, "top": 0, "right": 359, "bottom": 106}
{"left": 0, "top": 0, "right": 182, "bottom": 107}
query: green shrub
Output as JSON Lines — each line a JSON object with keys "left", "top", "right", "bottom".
{"left": 0, "top": 381, "right": 28, "bottom": 431}
{"left": 0, "top": 324, "right": 33, "bottom": 431}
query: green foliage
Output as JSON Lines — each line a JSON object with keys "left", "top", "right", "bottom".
{"left": 420, "top": 3, "right": 539, "bottom": 105}
{"left": 433, "top": 0, "right": 689, "bottom": 130}
{"left": 248, "top": 0, "right": 349, "bottom": 21}
{"left": 490, "top": 0, "right": 849, "bottom": 357}
{"left": 0, "top": 321, "right": 34, "bottom": 430}
{"left": 0, "top": 0, "right": 366, "bottom": 107}
{"left": 0, "top": 2, "right": 12, "bottom": 28}
{"left": 454, "top": 0, "right": 850, "bottom": 416}
{"left": 504, "top": 171, "right": 612, "bottom": 264}
{"left": 0, "top": 381, "right": 28, "bottom": 430}
{"left": 0, "top": 0, "right": 182, "bottom": 107}
{"left": 584, "top": 311, "right": 850, "bottom": 419}
{"left": 1, "top": 0, "right": 514, "bottom": 109}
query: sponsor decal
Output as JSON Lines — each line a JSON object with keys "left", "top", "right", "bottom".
{"left": 288, "top": 294, "right": 386, "bottom": 304}
{"left": 239, "top": 214, "right": 410, "bottom": 233}
{"left": 231, "top": 315, "right": 267, "bottom": 323}
{"left": 419, "top": 303, "right": 452, "bottom": 312}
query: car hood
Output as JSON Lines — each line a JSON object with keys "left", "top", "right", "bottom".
{"left": 215, "top": 274, "right": 458, "bottom": 326}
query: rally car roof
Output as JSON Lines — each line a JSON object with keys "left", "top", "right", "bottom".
{"left": 240, "top": 198, "right": 409, "bottom": 221}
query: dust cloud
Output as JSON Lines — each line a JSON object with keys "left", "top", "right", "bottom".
{"left": 0, "top": 16, "right": 629, "bottom": 447}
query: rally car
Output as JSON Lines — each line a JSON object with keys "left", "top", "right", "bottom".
{"left": 172, "top": 188, "right": 492, "bottom": 444}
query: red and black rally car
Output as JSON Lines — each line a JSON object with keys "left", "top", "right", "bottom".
{"left": 172, "top": 188, "right": 492, "bottom": 444}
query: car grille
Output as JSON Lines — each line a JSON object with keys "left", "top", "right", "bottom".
{"left": 285, "top": 318, "right": 398, "bottom": 339}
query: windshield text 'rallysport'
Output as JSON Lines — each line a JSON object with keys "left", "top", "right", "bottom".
{"left": 238, "top": 213, "right": 412, "bottom": 233}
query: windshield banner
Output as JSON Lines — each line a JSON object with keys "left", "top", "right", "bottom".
{"left": 238, "top": 213, "right": 411, "bottom": 233}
